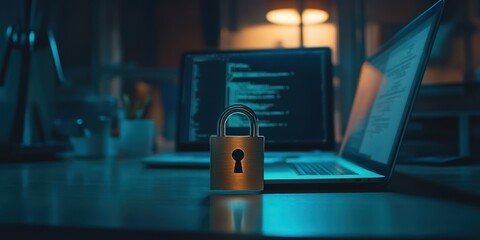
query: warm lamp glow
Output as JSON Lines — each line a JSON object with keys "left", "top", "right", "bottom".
{"left": 303, "top": 9, "right": 329, "bottom": 24}
{"left": 266, "top": 8, "right": 329, "bottom": 25}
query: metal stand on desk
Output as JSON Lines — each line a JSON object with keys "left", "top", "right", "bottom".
{"left": 0, "top": 0, "right": 70, "bottom": 160}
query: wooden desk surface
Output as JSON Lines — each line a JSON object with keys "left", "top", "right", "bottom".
{"left": 0, "top": 158, "right": 479, "bottom": 239}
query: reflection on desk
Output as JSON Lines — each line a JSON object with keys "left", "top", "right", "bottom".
{"left": 0, "top": 159, "right": 479, "bottom": 239}
{"left": 210, "top": 195, "right": 262, "bottom": 234}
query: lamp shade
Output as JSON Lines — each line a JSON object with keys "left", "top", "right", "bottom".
{"left": 266, "top": 0, "right": 330, "bottom": 25}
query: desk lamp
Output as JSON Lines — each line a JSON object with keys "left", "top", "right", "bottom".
{"left": 0, "top": 0, "right": 70, "bottom": 160}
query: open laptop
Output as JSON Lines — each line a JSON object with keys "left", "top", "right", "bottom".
{"left": 145, "top": 0, "right": 444, "bottom": 184}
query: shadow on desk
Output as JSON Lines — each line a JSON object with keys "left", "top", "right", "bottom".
{"left": 1, "top": 224, "right": 269, "bottom": 240}
{"left": 388, "top": 167, "right": 480, "bottom": 207}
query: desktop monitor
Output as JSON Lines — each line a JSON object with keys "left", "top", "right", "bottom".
{"left": 178, "top": 48, "right": 334, "bottom": 151}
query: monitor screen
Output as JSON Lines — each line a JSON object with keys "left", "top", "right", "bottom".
{"left": 178, "top": 48, "right": 333, "bottom": 150}
{"left": 340, "top": 8, "right": 440, "bottom": 165}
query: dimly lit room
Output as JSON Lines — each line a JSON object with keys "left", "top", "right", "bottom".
{"left": 1, "top": 0, "right": 479, "bottom": 239}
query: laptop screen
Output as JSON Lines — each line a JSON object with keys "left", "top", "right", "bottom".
{"left": 178, "top": 48, "right": 334, "bottom": 151}
{"left": 339, "top": 0, "right": 443, "bottom": 169}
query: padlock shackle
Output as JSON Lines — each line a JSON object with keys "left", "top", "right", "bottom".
{"left": 218, "top": 104, "right": 259, "bottom": 137}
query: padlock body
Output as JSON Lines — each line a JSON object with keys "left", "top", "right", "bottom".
{"left": 210, "top": 136, "right": 264, "bottom": 190}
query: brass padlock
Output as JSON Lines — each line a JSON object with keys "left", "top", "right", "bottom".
{"left": 210, "top": 104, "right": 264, "bottom": 191}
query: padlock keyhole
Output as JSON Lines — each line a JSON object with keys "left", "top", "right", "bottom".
{"left": 232, "top": 149, "right": 244, "bottom": 173}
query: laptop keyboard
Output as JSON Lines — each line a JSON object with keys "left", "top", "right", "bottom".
{"left": 289, "top": 162, "right": 357, "bottom": 175}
